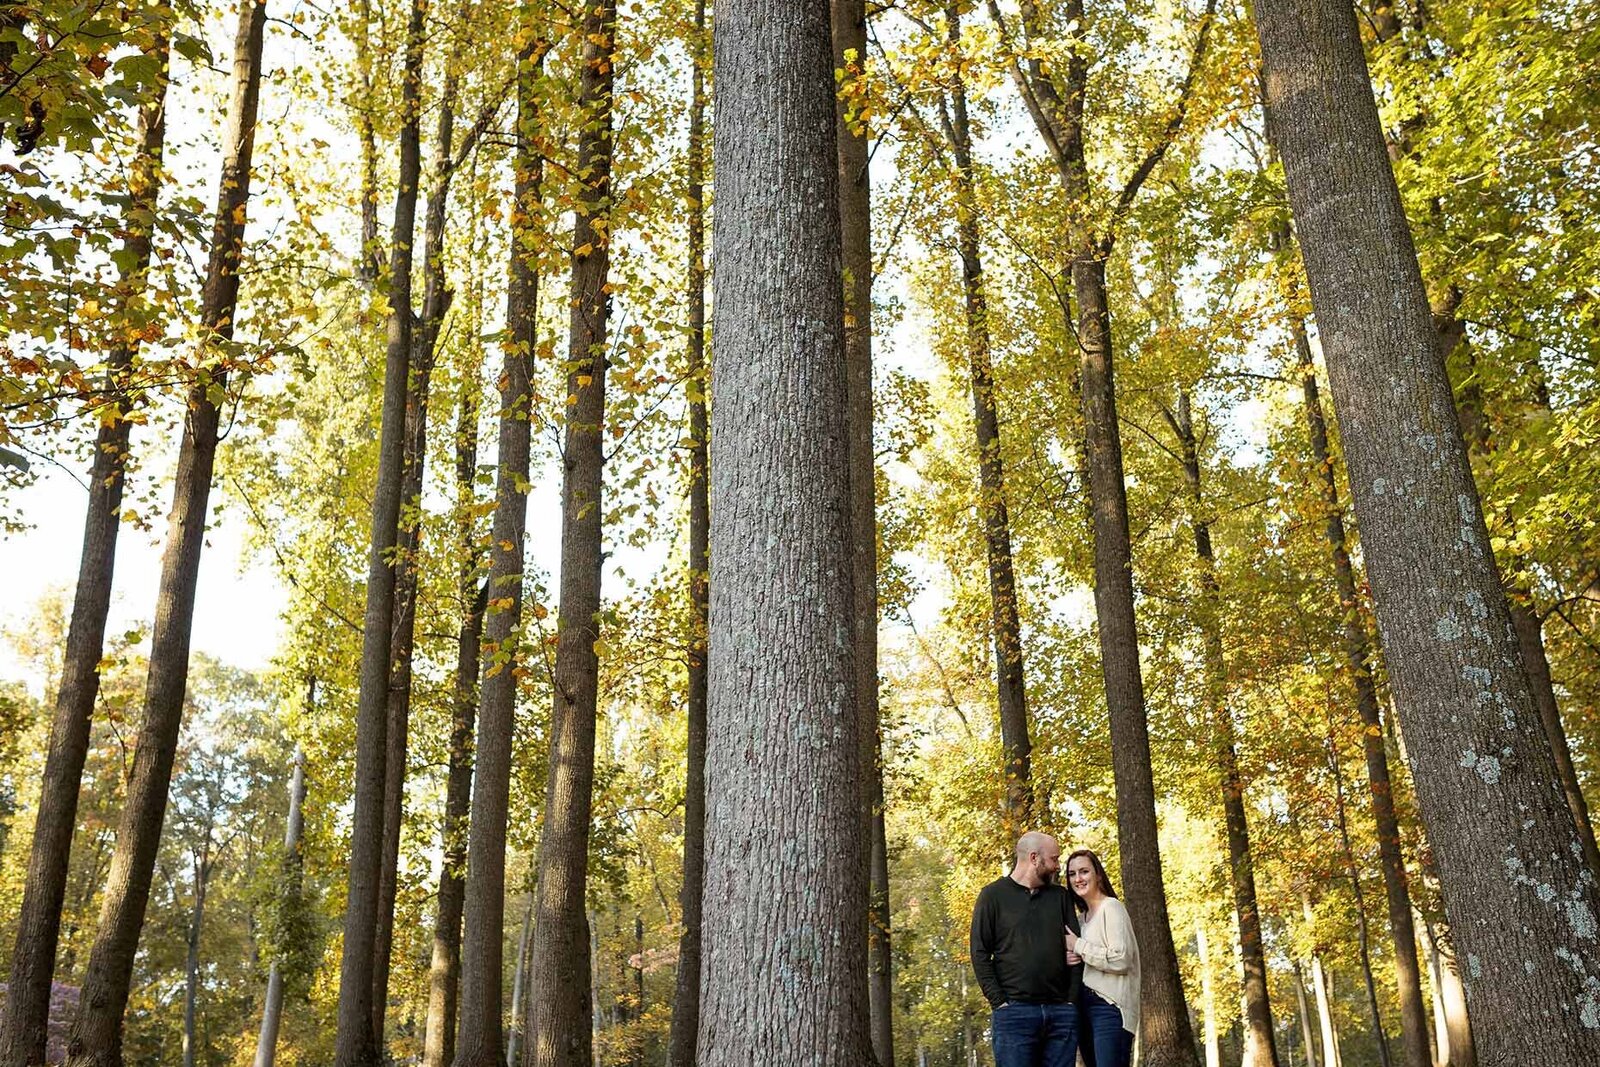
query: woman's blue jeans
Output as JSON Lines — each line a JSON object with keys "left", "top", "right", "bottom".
{"left": 1080, "top": 990, "right": 1134, "bottom": 1067}
{"left": 990, "top": 1001, "right": 1079, "bottom": 1067}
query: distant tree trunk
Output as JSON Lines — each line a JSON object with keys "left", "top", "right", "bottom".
{"left": 373, "top": 56, "right": 466, "bottom": 1045}
{"left": 832, "top": 3, "right": 892, "bottom": 1062}
{"left": 945, "top": 2, "right": 1031, "bottom": 836}
{"left": 1291, "top": 963, "right": 1318, "bottom": 1067}
{"left": 524, "top": 4, "right": 615, "bottom": 1063}
{"left": 1257, "top": 3, "right": 1600, "bottom": 1059}
{"left": 453, "top": 21, "right": 545, "bottom": 1067}
{"left": 0, "top": 25, "right": 171, "bottom": 1067}
{"left": 1196, "top": 923, "right": 1221, "bottom": 1067}
{"left": 254, "top": 737, "right": 308, "bottom": 1067}
{"left": 506, "top": 895, "right": 534, "bottom": 1067}
{"left": 697, "top": 2, "right": 872, "bottom": 1064}
{"left": 1416, "top": 915, "right": 1450, "bottom": 1066}
{"left": 1311, "top": 960, "right": 1339, "bottom": 1067}
{"left": 1417, "top": 906, "right": 1476, "bottom": 1067}
{"left": 1288, "top": 312, "right": 1432, "bottom": 1067}
{"left": 354, "top": 0, "right": 382, "bottom": 283}
{"left": 422, "top": 380, "right": 487, "bottom": 1067}
{"left": 1168, "top": 389, "right": 1279, "bottom": 1067}
{"left": 182, "top": 838, "right": 214, "bottom": 1067}
{"left": 666, "top": 3, "right": 708, "bottom": 1064}
{"left": 1326, "top": 732, "right": 1391, "bottom": 1067}
{"left": 336, "top": 0, "right": 427, "bottom": 1062}
{"left": 65, "top": 8, "right": 267, "bottom": 1065}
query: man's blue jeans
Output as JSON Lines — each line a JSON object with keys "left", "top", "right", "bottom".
{"left": 1080, "top": 990, "right": 1135, "bottom": 1067}
{"left": 990, "top": 1001, "right": 1079, "bottom": 1067}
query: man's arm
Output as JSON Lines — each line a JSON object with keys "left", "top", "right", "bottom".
{"left": 970, "top": 888, "right": 1006, "bottom": 1007}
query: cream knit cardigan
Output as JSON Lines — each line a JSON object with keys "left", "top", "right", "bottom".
{"left": 1077, "top": 896, "right": 1141, "bottom": 1035}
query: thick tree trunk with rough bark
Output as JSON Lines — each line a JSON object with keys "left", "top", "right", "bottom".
{"left": 0, "top": 26, "right": 170, "bottom": 1067}
{"left": 453, "top": 23, "right": 544, "bottom": 1067}
{"left": 336, "top": 1, "right": 426, "bottom": 1062}
{"left": 1169, "top": 390, "right": 1279, "bottom": 1067}
{"left": 697, "top": 1, "right": 873, "bottom": 1063}
{"left": 421, "top": 388, "right": 485, "bottom": 1067}
{"left": 254, "top": 738, "right": 307, "bottom": 1067}
{"left": 1257, "top": 2, "right": 1600, "bottom": 1059}
{"left": 1289, "top": 315, "right": 1432, "bottom": 1067}
{"left": 64, "top": 9, "right": 266, "bottom": 1066}
{"left": 523, "top": 5, "right": 614, "bottom": 1063}
{"left": 947, "top": 3, "right": 1031, "bottom": 836}
{"left": 666, "top": 3, "right": 708, "bottom": 1063}
{"left": 832, "top": 2, "right": 892, "bottom": 1062}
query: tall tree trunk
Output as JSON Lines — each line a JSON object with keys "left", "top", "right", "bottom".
{"left": 453, "top": 20, "right": 545, "bottom": 1066}
{"left": 697, "top": 1, "right": 872, "bottom": 1063}
{"left": 1310, "top": 960, "right": 1339, "bottom": 1067}
{"left": 990, "top": 4, "right": 1212, "bottom": 1058}
{"left": 373, "top": 56, "right": 465, "bottom": 1045}
{"left": 1326, "top": 732, "right": 1392, "bottom": 1067}
{"left": 422, "top": 380, "right": 487, "bottom": 1067}
{"left": 946, "top": 2, "right": 1031, "bottom": 836}
{"left": 0, "top": 24, "right": 171, "bottom": 1067}
{"left": 524, "top": 4, "right": 615, "bottom": 1063}
{"left": 666, "top": 2, "right": 708, "bottom": 1063}
{"left": 1256, "top": 3, "right": 1600, "bottom": 1059}
{"left": 832, "top": 3, "right": 892, "bottom": 1062}
{"left": 506, "top": 895, "right": 534, "bottom": 1067}
{"left": 1425, "top": 918, "right": 1476, "bottom": 1067}
{"left": 1289, "top": 314, "right": 1432, "bottom": 1067}
{"left": 254, "top": 736, "right": 308, "bottom": 1067}
{"left": 1168, "top": 389, "right": 1280, "bottom": 1067}
{"left": 65, "top": 8, "right": 266, "bottom": 1064}
{"left": 182, "top": 842, "right": 212, "bottom": 1067}
{"left": 335, "top": 0, "right": 426, "bottom": 1060}
{"left": 1416, "top": 915, "right": 1450, "bottom": 1066}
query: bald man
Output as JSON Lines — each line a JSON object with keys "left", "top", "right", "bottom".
{"left": 970, "top": 832, "right": 1084, "bottom": 1067}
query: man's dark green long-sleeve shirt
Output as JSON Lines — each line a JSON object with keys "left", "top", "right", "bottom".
{"left": 969, "top": 876, "right": 1083, "bottom": 1008}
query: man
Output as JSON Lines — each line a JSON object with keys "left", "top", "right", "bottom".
{"left": 970, "top": 831, "right": 1083, "bottom": 1067}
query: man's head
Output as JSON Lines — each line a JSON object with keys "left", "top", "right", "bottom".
{"left": 1010, "top": 831, "right": 1061, "bottom": 888}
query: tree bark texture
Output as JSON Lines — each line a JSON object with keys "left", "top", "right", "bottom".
{"left": 336, "top": 0, "right": 426, "bottom": 1061}
{"left": 698, "top": 2, "right": 872, "bottom": 1064}
{"left": 832, "top": 2, "right": 892, "bottom": 1063}
{"left": 0, "top": 26, "right": 170, "bottom": 1067}
{"left": 947, "top": 3, "right": 1031, "bottom": 837}
{"left": 1291, "top": 316, "right": 1432, "bottom": 1067}
{"left": 254, "top": 740, "right": 307, "bottom": 1067}
{"left": 523, "top": 3, "right": 614, "bottom": 1062}
{"left": 65, "top": 8, "right": 265, "bottom": 1064}
{"left": 453, "top": 23, "right": 544, "bottom": 1067}
{"left": 666, "top": 2, "right": 708, "bottom": 1064}
{"left": 422, "top": 392, "right": 486, "bottom": 1067}
{"left": 1169, "top": 390, "right": 1280, "bottom": 1067}
{"left": 1257, "top": 1, "right": 1600, "bottom": 1059}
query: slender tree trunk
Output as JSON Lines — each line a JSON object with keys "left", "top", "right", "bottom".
{"left": 453, "top": 20, "right": 545, "bottom": 1067}
{"left": 1310, "top": 959, "right": 1339, "bottom": 1067}
{"left": 1169, "top": 390, "right": 1280, "bottom": 1067}
{"left": 65, "top": 9, "right": 266, "bottom": 1065}
{"left": 1257, "top": 3, "right": 1600, "bottom": 1059}
{"left": 1196, "top": 923, "right": 1221, "bottom": 1067}
{"left": 1416, "top": 915, "right": 1450, "bottom": 1067}
{"left": 1288, "top": 314, "right": 1432, "bottom": 1067}
{"left": 832, "top": 3, "right": 892, "bottom": 1062}
{"left": 422, "top": 380, "right": 486, "bottom": 1067}
{"left": 373, "top": 57, "right": 464, "bottom": 1045}
{"left": 1326, "top": 733, "right": 1392, "bottom": 1067}
{"left": 1292, "top": 963, "right": 1318, "bottom": 1067}
{"left": 335, "top": 0, "right": 426, "bottom": 1061}
{"left": 182, "top": 844, "right": 212, "bottom": 1067}
{"left": 506, "top": 895, "right": 534, "bottom": 1067}
{"left": 945, "top": 3, "right": 1031, "bottom": 835}
{"left": 524, "top": 5, "right": 615, "bottom": 1063}
{"left": 1422, "top": 915, "right": 1476, "bottom": 1067}
{"left": 697, "top": 2, "right": 872, "bottom": 1063}
{"left": 254, "top": 737, "right": 308, "bottom": 1067}
{"left": 355, "top": 0, "right": 382, "bottom": 283}
{"left": 0, "top": 24, "right": 171, "bottom": 1067}
{"left": 666, "top": 3, "right": 708, "bottom": 1063}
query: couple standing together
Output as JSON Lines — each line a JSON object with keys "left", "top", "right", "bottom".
{"left": 971, "top": 832, "right": 1142, "bottom": 1067}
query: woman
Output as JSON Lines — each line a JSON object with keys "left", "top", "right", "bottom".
{"left": 1065, "top": 849, "right": 1140, "bottom": 1067}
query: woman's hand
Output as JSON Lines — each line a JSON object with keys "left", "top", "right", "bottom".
{"left": 1065, "top": 929, "right": 1081, "bottom": 964}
